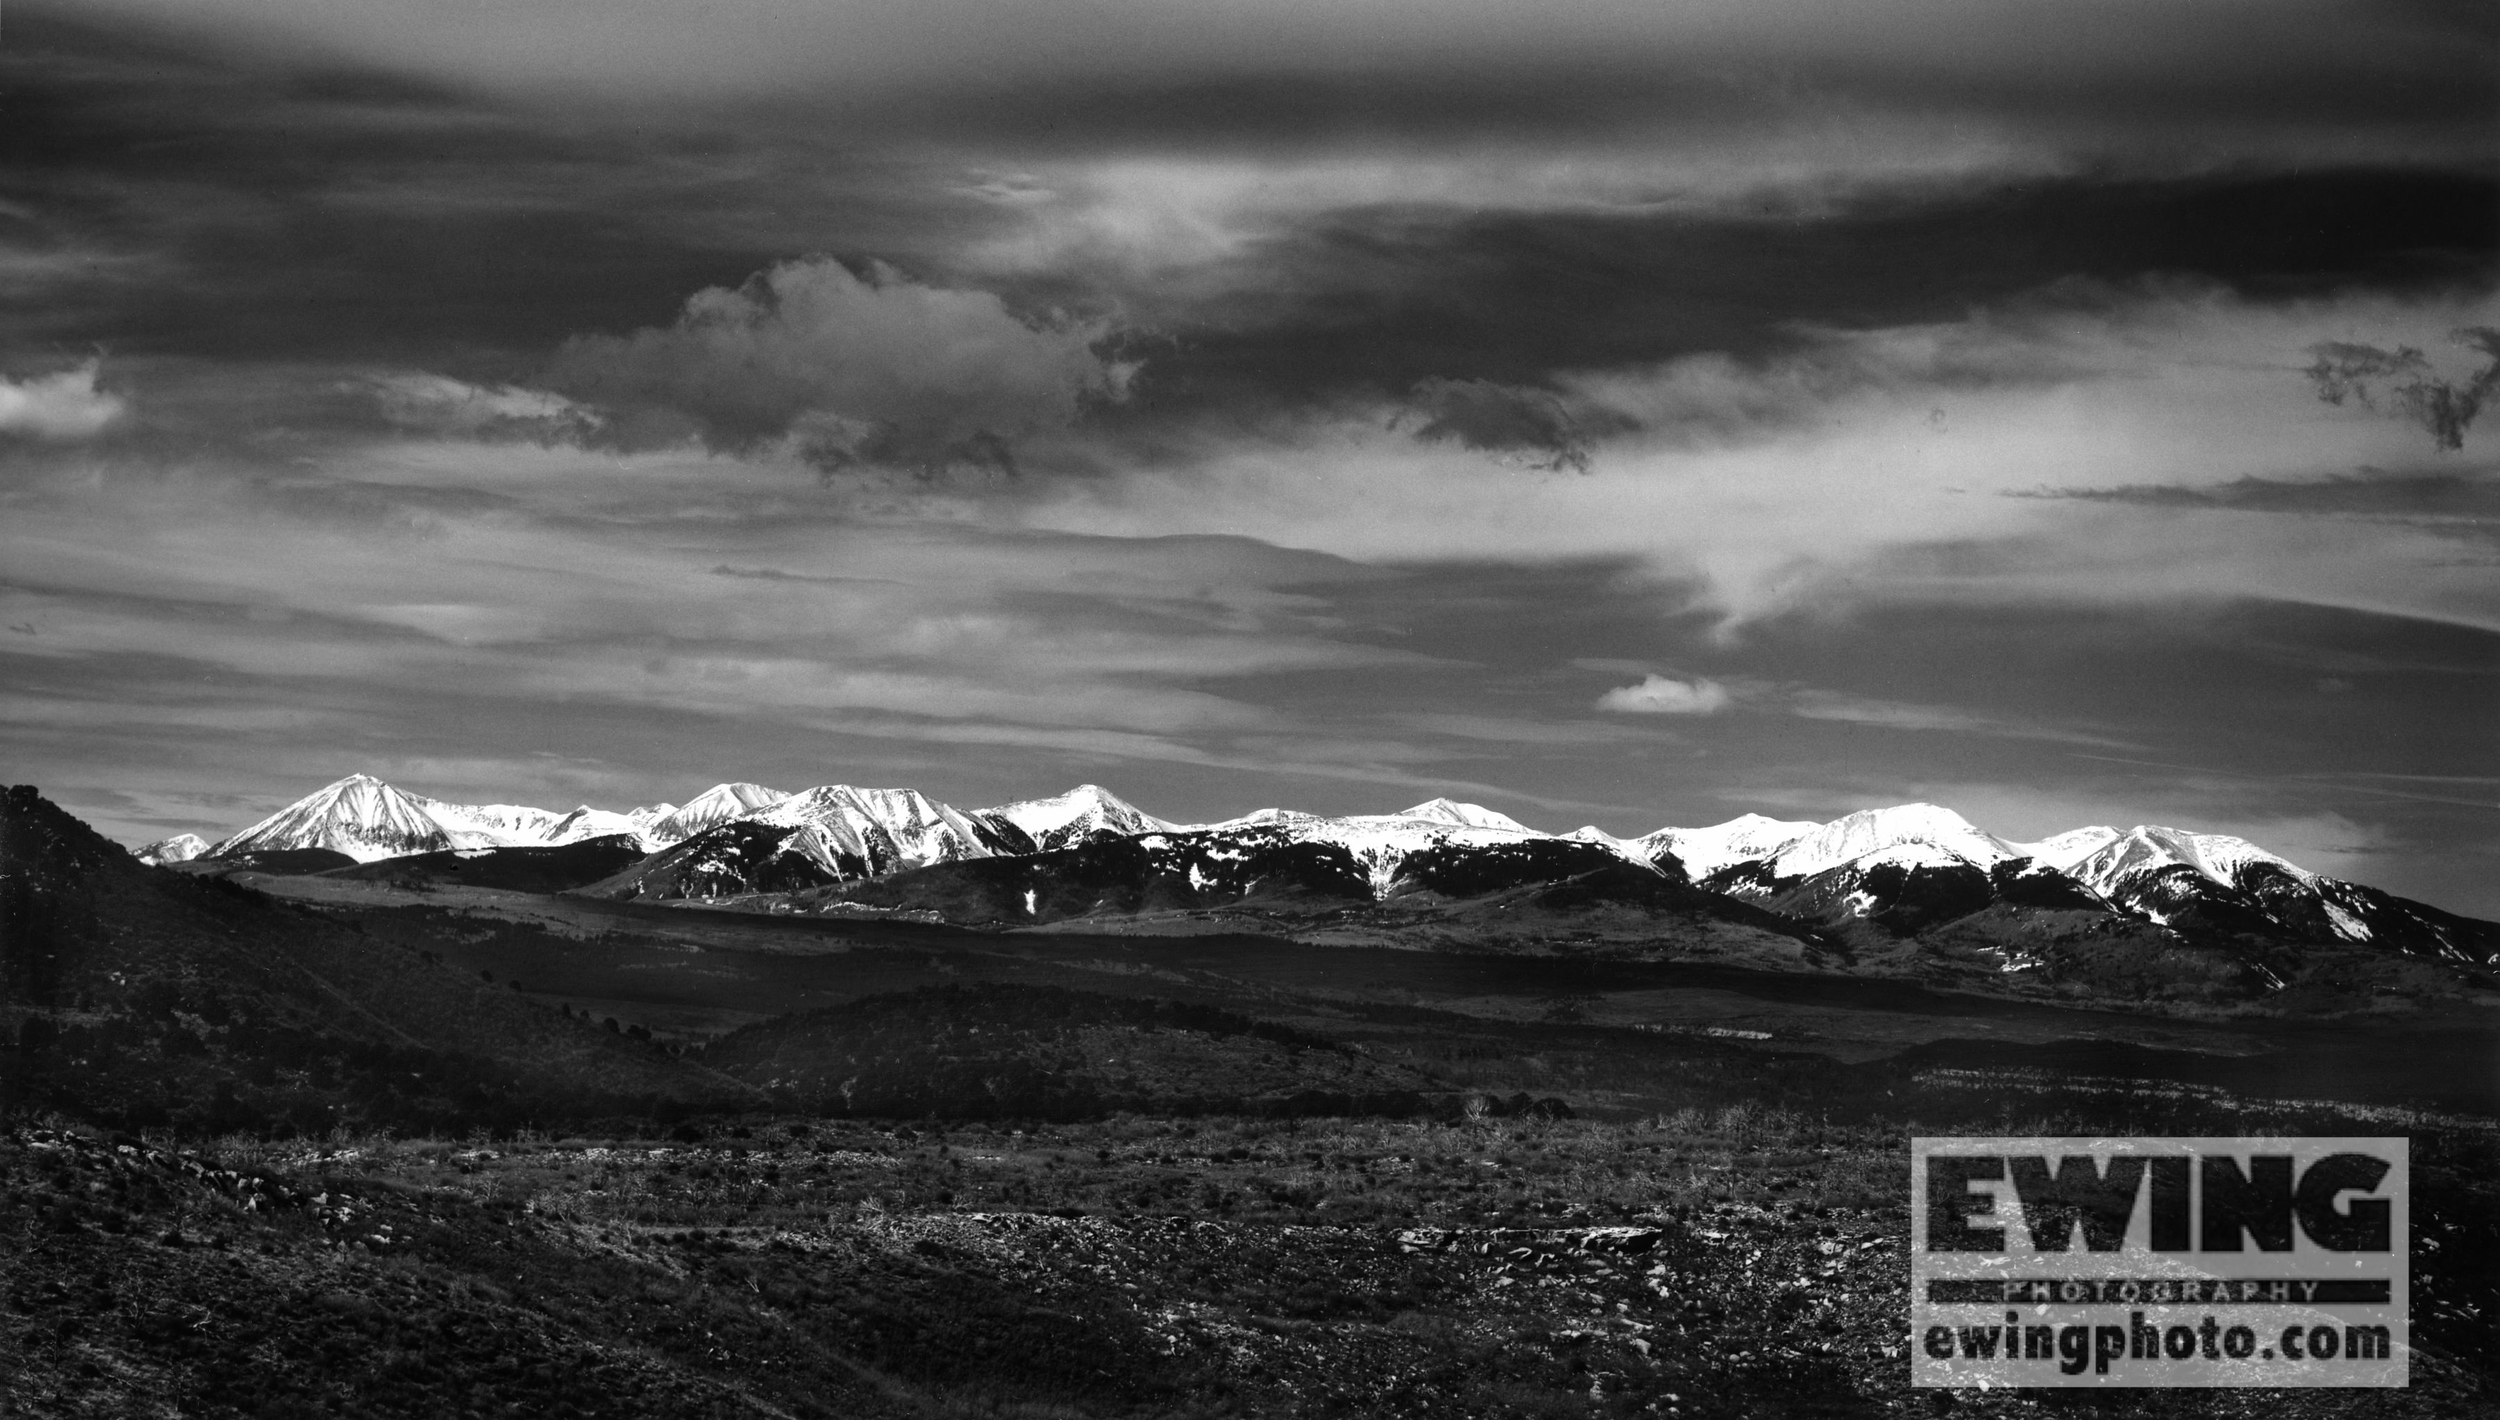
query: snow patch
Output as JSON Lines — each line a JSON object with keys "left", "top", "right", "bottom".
{"left": 1634, "top": 813, "right": 1819, "bottom": 879}
{"left": 1760, "top": 804, "right": 2017, "bottom": 881}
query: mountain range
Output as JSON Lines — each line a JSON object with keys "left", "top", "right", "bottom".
{"left": 132, "top": 773, "right": 2500, "bottom": 978}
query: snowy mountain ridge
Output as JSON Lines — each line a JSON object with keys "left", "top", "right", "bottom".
{"left": 2026, "top": 824, "right": 2314, "bottom": 898}
{"left": 750, "top": 785, "right": 1004, "bottom": 877}
{"left": 1759, "top": 803, "right": 2021, "bottom": 880}
{"left": 1162, "top": 799, "right": 1557, "bottom": 896}
{"left": 169, "top": 771, "right": 2330, "bottom": 892}
{"left": 646, "top": 783, "right": 783, "bottom": 844}
{"left": 150, "top": 771, "right": 2490, "bottom": 960}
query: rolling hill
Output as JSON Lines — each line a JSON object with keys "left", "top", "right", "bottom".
{"left": 2, "top": 785, "right": 748, "bottom": 1133}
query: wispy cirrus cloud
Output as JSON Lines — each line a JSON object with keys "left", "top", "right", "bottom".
{"left": 1784, "top": 690, "right": 2134, "bottom": 749}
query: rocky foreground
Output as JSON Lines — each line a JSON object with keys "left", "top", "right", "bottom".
{"left": 4, "top": 1106, "right": 2492, "bottom": 1419}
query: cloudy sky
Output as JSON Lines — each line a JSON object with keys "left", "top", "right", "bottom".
{"left": 4, "top": 0, "right": 2496, "bottom": 913}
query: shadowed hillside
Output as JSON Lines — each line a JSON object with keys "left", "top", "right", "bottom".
{"left": 786, "top": 831, "right": 1378, "bottom": 920}
{"left": 317, "top": 835, "right": 650, "bottom": 894}
{"left": 701, "top": 984, "right": 1470, "bottom": 1121}
{"left": 2, "top": 786, "right": 749, "bottom": 1133}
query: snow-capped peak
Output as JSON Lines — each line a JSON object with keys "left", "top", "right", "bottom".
{"left": 134, "top": 833, "right": 209, "bottom": 865}
{"left": 208, "top": 773, "right": 466, "bottom": 863}
{"left": 174, "top": 766, "right": 2399, "bottom": 954}
{"left": 1189, "top": 806, "right": 1325, "bottom": 832}
{"left": 762, "top": 784, "right": 969, "bottom": 832}
{"left": 1635, "top": 813, "right": 1821, "bottom": 879}
{"left": 543, "top": 805, "right": 664, "bottom": 850}
{"left": 424, "top": 800, "right": 567, "bottom": 848}
{"left": 978, "top": 784, "right": 1175, "bottom": 851}
{"left": 2019, "top": 825, "right": 2122, "bottom": 868}
{"left": 746, "top": 784, "right": 1000, "bottom": 875}
{"left": 199, "top": 772, "right": 697, "bottom": 861}
{"left": 2037, "top": 824, "right": 2313, "bottom": 897}
{"left": 1393, "top": 798, "right": 1534, "bottom": 833}
{"left": 1161, "top": 800, "right": 1561, "bottom": 896}
{"left": 647, "top": 782, "right": 788, "bottom": 844}
{"left": 1761, "top": 803, "right": 2019, "bottom": 880}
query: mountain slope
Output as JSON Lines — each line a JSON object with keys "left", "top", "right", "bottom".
{"left": 208, "top": 773, "right": 466, "bottom": 862}
{"left": 317, "top": 835, "right": 651, "bottom": 894}
{"left": 2031, "top": 825, "right": 2500, "bottom": 963}
{"left": 573, "top": 784, "right": 2495, "bottom": 983}
{"left": 756, "top": 785, "right": 1007, "bottom": 868}
{"left": 644, "top": 782, "right": 787, "bottom": 844}
{"left": 203, "top": 773, "right": 677, "bottom": 862}
{"left": 974, "top": 784, "right": 1174, "bottom": 853}
{"left": 580, "top": 784, "right": 1015, "bottom": 902}
{"left": 134, "top": 833, "right": 208, "bottom": 865}
{"left": 3, "top": 785, "right": 744, "bottom": 1130}
{"left": 1654, "top": 805, "right": 2500, "bottom": 991}
{"left": 1761, "top": 804, "right": 2019, "bottom": 881}
{"left": 1390, "top": 798, "right": 1538, "bottom": 833}
{"left": 424, "top": 800, "right": 569, "bottom": 846}
{"left": 779, "top": 819, "right": 1814, "bottom": 966}
{"left": 1169, "top": 801, "right": 1597, "bottom": 895}
{"left": 1697, "top": 805, "right": 2039, "bottom": 927}
{"left": 703, "top": 983, "right": 1445, "bottom": 1119}
{"left": 1626, "top": 813, "right": 1820, "bottom": 879}
{"left": 151, "top": 771, "right": 2500, "bottom": 974}
{"left": 542, "top": 805, "right": 669, "bottom": 850}
{"left": 576, "top": 820, "right": 848, "bottom": 902}
{"left": 791, "top": 826, "right": 1379, "bottom": 922}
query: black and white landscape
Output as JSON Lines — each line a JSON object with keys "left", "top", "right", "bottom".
{"left": 4, "top": 0, "right": 2497, "bottom": 1415}
{"left": 7, "top": 768, "right": 2499, "bottom": 1415}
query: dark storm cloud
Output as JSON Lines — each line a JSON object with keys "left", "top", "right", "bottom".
{"left": 10, "top": 6, "right": 2492, "bottom": 395}
{"left": 1118, "top": 171, "right": 2500, "bottom": 417}
{"left": 2306, "top": 328, "right": 2500, "bottom": 450}
{"left": 57, "top": 0, "right": 2499, "bottom": 155}
{"left": 4, "top": 3, "right": 2490, "bottom": 458}
{"left": 842, "top": 17, "right": 2496, "bottom": 170}
{"left": 709, "top": 566, "right": 907, "bottom": 589}
{"left": 543, "top": 257, "right": 1130, "bottom": 474}
{"left": 2022, "top": 472, "right": 2500, "bottom": 551}
{"left": 1397, "top": 379, "right": 1631, "bottom": 474}
{"left": 0, "top": 11, "right": 1000, "bottom": 369}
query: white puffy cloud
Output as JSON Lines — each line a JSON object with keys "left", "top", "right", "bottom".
{"left": 546, "top": 257, "right": 1127, "bottom": 472}
{"left": 361, "top": 372, "right": 598, "bottom": 439}
{"left": 1595, "top": 674, "right": 1731, "bottom": 715}
{"left": 0, "top": 361, "right": 125, "bottom": 440}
